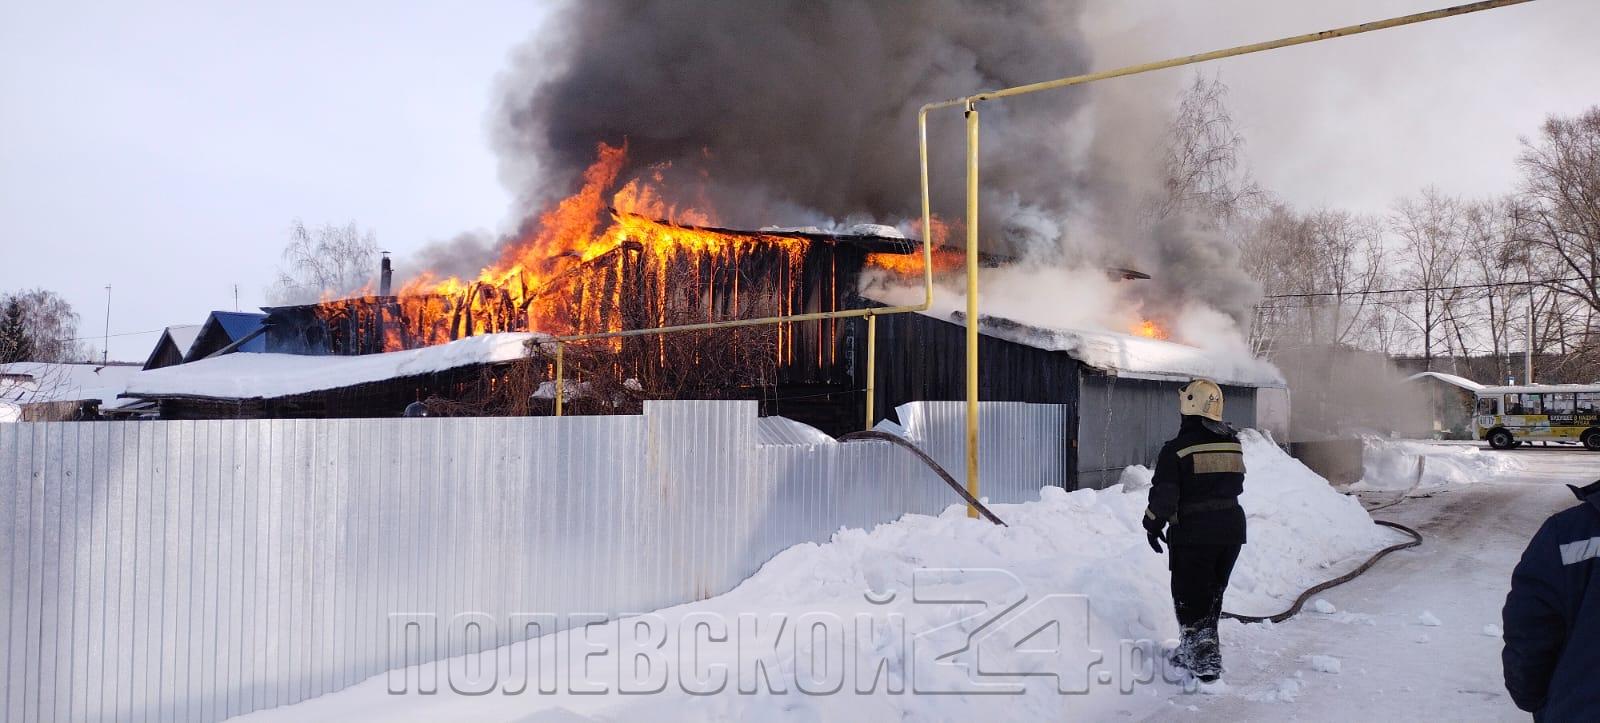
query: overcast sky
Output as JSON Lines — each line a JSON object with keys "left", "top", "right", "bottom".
{"left": 2, "top": 0, "right": 1596, "bottom": 362}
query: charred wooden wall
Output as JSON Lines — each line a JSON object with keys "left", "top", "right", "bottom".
{"left": 262, "top": 237, "right": 897, "bottom": 387}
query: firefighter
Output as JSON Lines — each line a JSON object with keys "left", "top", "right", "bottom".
{"left": 1142, "top": 378, "right": 1247, "bottom": 682}
{"left": 1501, "top": 479, "right": 1600, "bottom": 719}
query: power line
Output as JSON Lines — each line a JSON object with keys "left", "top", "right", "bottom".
{"left": 1261, "top": 276, "right": 1593, "bottom": 300}
{"left": 54, "top": 328, "right": 165, "bottom": 343}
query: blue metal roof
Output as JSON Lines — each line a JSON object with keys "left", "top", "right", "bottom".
{"left": 207, "top": 311, "right": 266, "bottom": 352}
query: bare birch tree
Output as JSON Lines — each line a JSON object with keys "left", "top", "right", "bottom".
{"left": 1390, "top": 189, "right": 1466, "bottom": 369}
{"left": 1516, "top": 106, "right": 1600, "bottom": 376}
{"left": 1155, "top": 73, "right": 1266, "bottom": 225}
{"left": 1459, "top": 196, "right": 1531, "bottom": 380}
{"left": 1305, "top": 209, "right": 1386, "bottom": 347}
{"left": 0, "top": 288, "right": 89, "bottom": 363}
{"left": 269, "top": 220, "right": 381, "bottom": 304}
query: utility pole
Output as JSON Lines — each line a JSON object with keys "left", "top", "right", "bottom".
{"left": 234, "top": 284, "right": 240, "bottom": 312}
{"left": 1525, "top": 287, "right": 1534, "bottom": 385}
{"left": 102, "top": 285, "right": 111, "bottom": 365}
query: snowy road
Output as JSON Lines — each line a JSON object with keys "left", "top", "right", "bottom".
{"left": 1163, "top": 446, "right": 1598, "bottom": 721}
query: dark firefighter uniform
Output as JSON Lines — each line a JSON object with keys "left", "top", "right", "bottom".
{"left": 1501, "top": 479, "right": 1600, "bottom": 720}
{"left": 1144, "top": 378, "right": 1246, "bottom": 682}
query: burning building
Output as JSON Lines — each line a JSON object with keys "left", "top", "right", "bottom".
{"left": 116, "top": 143, "right": 1283, "bottom": 477}
{"left": 216, "top": 143, "right": 934, "bottom": 429}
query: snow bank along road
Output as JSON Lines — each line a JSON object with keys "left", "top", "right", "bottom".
{"left": 233, "top": 439, "right": 1593, "bottom": 722}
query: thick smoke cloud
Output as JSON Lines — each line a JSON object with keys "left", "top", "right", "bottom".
{"left": 494, "top": 0, "right": 1092, "bottom": 234}
{"left": 442, "top": 0, "right": 1265, "bottom": 333}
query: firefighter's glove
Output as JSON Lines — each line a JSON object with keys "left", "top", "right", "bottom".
{"left": 1142, "top": 510, "right": 1168, "bottom": 554}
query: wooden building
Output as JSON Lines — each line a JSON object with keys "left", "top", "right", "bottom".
{"left": 142, "top": 325, "right": 201, "bottom": 370}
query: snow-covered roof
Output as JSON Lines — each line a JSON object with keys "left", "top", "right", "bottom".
{"left": 0, "top": 362, "right": 141, "bottom": 406}
{"left": 143, "top": 325, "right": 203, "bottom": 369}
{"left": 166, "top": 325, "right": 203, "bottom": 355}
{"left": 893, "top": 309, "right": 1283, "bottom": 388}
{"left": 1406, "top": 371, "right": 1485, "bottom": 392}
{"left": 1475, "top": 383, "right": 1600, "bottom": 395}
{"left": 123, "top": 332, "right": 546, "bottom": 400}
{"left": 856, "top": 286, "right": 1283, "bottom": 387}
{"left": 976, "top": 316, "right": 1283, "bottom": 387}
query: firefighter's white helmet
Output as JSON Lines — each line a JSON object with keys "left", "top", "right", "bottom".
{"left": 1179, "top": 378, "right": 1224, "bottom": 422}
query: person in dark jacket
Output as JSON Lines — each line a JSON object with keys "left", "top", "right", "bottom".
{"left": 1502, "top": 479, "right": 1600, "bottom": 720}
{"left": 1143, "top": 378, "right": 1247, "bottom": 682}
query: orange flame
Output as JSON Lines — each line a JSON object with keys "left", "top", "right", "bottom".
{"left": 864, "top": 216, "right": 961, "bottom": 275}
{"left": 350, "top": 141, "right": 825, "bottom": 352}
{"left": 1133, "top": 320, "right": 1168, "bottom": 340}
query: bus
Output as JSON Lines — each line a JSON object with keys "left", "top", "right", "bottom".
{"left": 1473, "top": 384, "right": 1600, "bottom": 450}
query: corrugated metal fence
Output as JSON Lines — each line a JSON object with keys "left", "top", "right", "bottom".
{"left": 1075, "top": 377, "right": 1258, "bottom": 489}
{"left": 0, "top": 400, "right": 1065, "bottom": 722}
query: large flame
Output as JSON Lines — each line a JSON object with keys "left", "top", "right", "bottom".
{"left": 351, "top": 142, "right": 827, "bottom": 352}
{"left": 313, "top": 142, "right": 940, "bottom": 360}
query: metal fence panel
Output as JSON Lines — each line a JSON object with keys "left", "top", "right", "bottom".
{"left": 0, "top": 400, "right": 1065, "bottom": 721}
{"left": 1077, "top": 377, "right": 1259, "bottom": 489}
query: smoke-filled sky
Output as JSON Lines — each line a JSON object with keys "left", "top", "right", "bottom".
{"left": 2, "top": 0, "right": 1597, "bottom": 361}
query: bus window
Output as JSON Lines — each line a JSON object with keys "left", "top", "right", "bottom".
{"left": 1505, "top": 394, "right": 1523, "bottom": 414}
{"left": 1579, "top": 392, "right": 1600, "bottom": 414}
{"left": 1476, "top": 397, "right": 1499, "bottom": 415}
{"left": 1548, "top": 393, "right": 1576, "bottom": 414}
{"left": 1519, "top": 393, "right": 1545, "bottom": 415}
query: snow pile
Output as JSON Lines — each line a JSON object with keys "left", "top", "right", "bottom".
{"left": 1350, "top": 438, "right": 1524, "bottom": 492}
{"left": 123, "top": 333, "right": 546, "bottom": 400}
{"left": 0, "top": 401, "right": 18, "bottom": 423}
{"left": 241, "top": 430, "right": 1389, "bottom": 722}
{"left": 1305, "top": 654, "right": 1342, "bottom": 674}
{"left": 1227, "top": 432, "right": 1389, "bottom": 615}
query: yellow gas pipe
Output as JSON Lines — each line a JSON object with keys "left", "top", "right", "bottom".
{"left": 542, "top": 0, "right": 1531, "bottom": 519}
{"left": 920, "top": 0, "right": 1530, "bottom": 516}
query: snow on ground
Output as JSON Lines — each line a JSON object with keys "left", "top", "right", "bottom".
{"left": 1350, "top": 437, "right": 1526, "bottom": 492}
{"left": 1182, "top": 447, "right": 1595, "bottom": 720}
{"left": 237, "top": 431, "right": 1391, "bottom": 722}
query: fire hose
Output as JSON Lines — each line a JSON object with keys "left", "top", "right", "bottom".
{"left": 1220, "top": 519, "right": 1423, "bottom": 624}
{"left": 1222, "top": 461, "right": 1428, "bottom": 624}
{"left": 837, "top": 430, "right": 1008, "bottom": 526}
{"left": 839, "top": 430, "right": 1426, "bottom": 624}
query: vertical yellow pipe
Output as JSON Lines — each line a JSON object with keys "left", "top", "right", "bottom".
{"left": 865, "top": 313, "right": 877, "bottom": 430}
{"left": 555, "top": 342, "right": 565, "bottom": 417}
{"left": 918, "top": 106, "right": 937, "bottom": 307}
{"left": 964, "top": 104, "right": 980, "bottom": 518}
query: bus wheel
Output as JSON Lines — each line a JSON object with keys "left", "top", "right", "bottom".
{"left": 1584, "top": 430, "right": 1600, "bottom": 451}
{"left": 1488, "top": 429, "right": 1515, "bottom": 449}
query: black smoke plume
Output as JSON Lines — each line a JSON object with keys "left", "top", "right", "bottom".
{"left": 494, "top": 0, "right": 1092, "bottom": 236}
